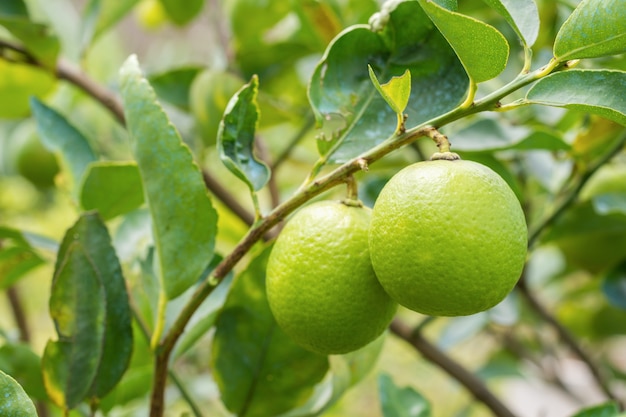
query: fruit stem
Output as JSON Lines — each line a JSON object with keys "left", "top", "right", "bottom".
{"left": 342, "top": 175, "right": 362, "bottom": 207}
{"left": 425, "top": 128, "right": 460, "bottom": 160}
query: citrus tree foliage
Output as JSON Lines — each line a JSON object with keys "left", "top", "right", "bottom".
{"left": 1, "top": 0, "right": 626, "bottom": 416}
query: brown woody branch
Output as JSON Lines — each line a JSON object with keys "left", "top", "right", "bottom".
{"left": 390, "top": 319, "right": 518, "bottom": 417}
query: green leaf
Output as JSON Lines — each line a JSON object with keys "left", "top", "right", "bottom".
{"left": 452, "top": 118, "right": 569, "bottom": 152}
{"left": 211, "top": 246, "right": 329, "bottom": 417}
{"left": 190, "top": 69, "right": 244, "bottom": 146}
{"left": 43, "top": 213, "right": 133, "bottom": 408}
{"left": 80, "top": 162, "right": 144, "bottom": 220}
{"left": 379, "top": 373, "right": 431, "bottom": 417}
{"left": 0, "top": 0, "right": 28, "bottom": 17}
{"left": 309, "top": 1, "right": 468, "bottom": 163}
{"left": 554, "top": 0, "right": 626, "bottom": 61}
{"left": 81, "top": 0, "right": 141, "bottom": 47}
{"left": 481, "top": 0, "right": 539, "bottom": 47}
{"left": 158, "top": 0, "right": 204, "bottom": 25}
{"left": 593, "top": 193, "right": 626, "bottom": 216}
{"left": 417, "top": 0, "right": 509, "bottom": 83}
{"left": 217, "top": 74, "right": 270, "bottom": 192}
{"left": 602, "top": 261, "right": 626, "bottom": 310}
{"left": 0, "top": 370, "right": 37, "bottom": 417}
{"left": 0, "top": 226, "right": 46, "bottom": 289}
{"left": 119, "top": 54, "right": 218, "bottom": 299}
{"left": 0, "top": 61, "right": 55, "bottom": 119}
{"left": 30, "top": 98, "right": 97, "bottom": 193}
{"left": 526, "top": 70, "right": 626, "bottom": 126}
{"left": 542, "top": 201, "right": 626, "bottom": 273}
{"left": 0, "top": 226, "right": 58, "bottom": 254}
{"left": 0, "top": 17, "right": 60, "bottom": 68}
{"left": 148, "top": 66, "right": 202, "bottom": 111}
{"left": 368, "top": 66, "right": 411, "bottom": 114}
{"left": 0, "top": 343, "right": 46, "bottom": 400}
{"left": 0, "top": 246, "right": 44, "bottom": 289}
{"left": 272, "top": 333, "right": 387, "bottom": 417}
{"left": 570, "top": 402, "right": 620, "bottom": 417}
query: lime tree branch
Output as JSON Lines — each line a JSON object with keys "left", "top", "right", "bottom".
{"left": 2, "top": 37, "right": 580, "bottom": 415}
{"left": 149, "top": 59, "right": 574, "bottom": 415}
{"left": 390, "top": 318, "right": 518, "bottom": 417}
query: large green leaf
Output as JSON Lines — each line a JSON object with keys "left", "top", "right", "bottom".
{"left": 0, "top": 370, "right": 37, "bottom": 417}
{"left": 452, "top": 118, "right": 569, "bottom": 152}
{"left": 80, "top": 162, "right": 144, "bottom": 220}
{"left": 417, "top": 0, "right": 509, "bottom": 83}
{"left": 158, "top": 0, "right": 204, "bottom": 25}
{"left": 554, "top": 0, "right": 626, "bottom": 61}
{"left": 43, "top": 213, "right": 132, "bottom": 409}
{"left": 217, "top": 74, "right": 270, "bottom": 192}
{"left": 308, "top": 1, "right": 468, "bottom": 163}
{"left": 119, "top": 55, "right": 218, "bottom": 299}
{"left": 379, "top": 373, "right": 431, "bottom": 417}
{"left": 30, "top": 98, "right": 97, "bottom": 193}
{"left": 211, "top": 246, "right": 329, "bottom": 417}
{"left": 481, "top": 0, "right": 539, "bottom": 47}
{"left": 0, "top": 61, "right": 55, "bottom": 119}
{"left": 526, "top": 70, "right": 626, "bottom": 126}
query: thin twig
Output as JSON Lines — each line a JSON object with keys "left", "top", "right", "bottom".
{"left": 495, "top": 328, "right": 585, "bottom": 405}
{"left": 128, "top": 297, "right": 204, "bottom": 417}
{"left": 517, "top": 130, "right": 626, "bottom": 407}
{"left": 169, "top": 371, "right": 204, "bottom": 417}
{"left": 517, "top": 279, "right": 621, "bottom": 406}
{"left": 56, "top": 59, "right": 126, "bottom": 125}
{"left": 201, "top": 171, "right": 255, "bottom": 226}
{"left": 254, "top": 137, "right": 281, "bottom": 209}
{"left": 389, "top": 319, "right": 518, "bottom": 417}
{"left": 6, "top": 286, "right": 30, "bottom": 343}
{"left": 271, "top": 114, "right": 315, "bottom": 170}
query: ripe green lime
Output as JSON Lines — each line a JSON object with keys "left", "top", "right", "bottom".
{"left": 369, "top": 159, "right": 527, "bottom": 316}
{"left": 266, "top": 200, "right": 397, "bottom": 355}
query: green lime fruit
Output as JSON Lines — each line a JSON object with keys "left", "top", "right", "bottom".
{"left": 135, "top": 0, "right": 168, "bottom": 30}
{"left": 14, "top": 126, "right": 59, "bottom": 188}
{"left": 266, "top": 200, "right": 397, "bottom": 355}
{"left": 369, "top": 158, "right": 527, "bottom": 316}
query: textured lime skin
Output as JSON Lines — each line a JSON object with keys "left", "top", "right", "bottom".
{"left": 266, "top": 201, "right": 397, "bottom": 355}
{"left": 369, "top": 160, "right": 527, "bottom": 316}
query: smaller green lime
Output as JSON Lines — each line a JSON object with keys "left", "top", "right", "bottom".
{"left": 266, "top": 200, "right": 397, "bottom": 355}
